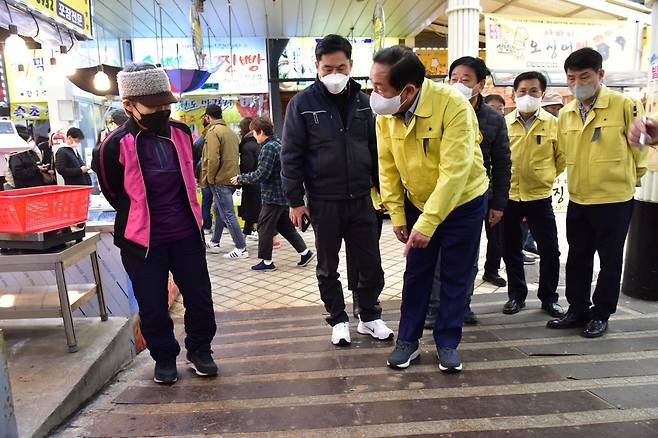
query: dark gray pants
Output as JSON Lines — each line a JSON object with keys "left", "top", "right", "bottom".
{"left": 257, "top": 203, "right": 307, "bottom": 260}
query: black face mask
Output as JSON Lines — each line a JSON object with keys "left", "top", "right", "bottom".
{"left": 133, "top": 107, "right": 171, "bottom": 132}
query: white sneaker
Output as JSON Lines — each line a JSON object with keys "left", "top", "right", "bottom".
{"left": 357, "top": 318, "right": 394, "bottom": 341}
{"left": 247, "top": 232, "right": 259, "bottom": 241}
{"left": 203, "top": 228, "right": 212, "bottom": 236}
{"left": 224, "top": 248, "right": 248, "bottom": 259}
{"left": 331, "top": 322, "right": 351, "bottom": 346}
{"left": 206, "top": 241, "right": 221, "bottom": 254}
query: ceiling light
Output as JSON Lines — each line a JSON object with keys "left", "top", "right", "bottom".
{"left": 5, "top": 24, "right": 29, "bottom": 65}
{"left": 93, "top": 68, "right": 110, "bottom": 91}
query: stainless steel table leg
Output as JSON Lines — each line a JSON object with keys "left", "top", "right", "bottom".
{"left": 55, "top": 262, "right": 78, "bottom": 353}
{"left": 90, "top": 251, "right": 109, "bottom": 322}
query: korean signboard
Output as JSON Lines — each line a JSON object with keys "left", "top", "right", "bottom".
{"left": 485, "top": 14, "right": 638, "bottom": 72}
{"left": 278, "top": 37, "right": 399, "bottom": 91}
{"left": 132, "top": 37, "right": 268, "bottom": 95}
{"left": 13, "top": 0, "right": 92, "bottom": 38}
{"left": 172, "top": 94, "right": 269, "bottom": 136}
{"left": 4, "top": 49, "right": 49, "bottom": 120}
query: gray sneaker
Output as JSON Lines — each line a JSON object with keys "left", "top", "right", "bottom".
{"left": 437, "top": 347, "right": 463, "bottom": 373}
{"left": 387, "top": 339, "right": 420, "bottom": 369}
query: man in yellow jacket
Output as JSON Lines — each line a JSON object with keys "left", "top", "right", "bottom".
{"left": 548, "top": 48, "right": 648, "bottom": 338}
{"left": 370, "top": 46, "right": 489, "bottom": 373}
{"left": 502, "top": 71, "right": 565, "bottom": 318}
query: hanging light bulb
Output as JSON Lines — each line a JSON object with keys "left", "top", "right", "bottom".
{"left": 58, "top": 46, "right": 77, "bottom": 76}
{"left": 94, "top": 68, "right": 111, "bottom": 91}
{"left": 5, "top": 24, "right": 29, "bottom": 65}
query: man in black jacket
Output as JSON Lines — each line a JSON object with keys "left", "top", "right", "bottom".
{"left": 56, "top": 128, "right": 92, "bottom": 186}
{"left": 425, "top": 57, "right": 511, "bottom": 327}
{"left": 281, "top": 34, "right": 393, "bottom": 346}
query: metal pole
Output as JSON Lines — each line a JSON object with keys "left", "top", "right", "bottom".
{"left": 0, "top": 332, "right": 18, "bottom": 438}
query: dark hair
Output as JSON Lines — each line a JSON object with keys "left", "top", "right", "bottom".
{"left": 372, "top": 45, "right": 425, "bottom": 91}
{"left": 513, "top": 71, "right": 548, "bottom": 92}
{"left": 484, "top": 94, "right": 505, "bottom": 106}
{"left": 249, "top": 116, "right": 274, "bottom": 136}
{"left": 15, "top": 125, "right": 29, "bottom": 142}
{"left": 110, "top": 110, "right": 129, "bottom": 125}
{"left": 239, "top": 117, "right": 253, "bottom": 135}
{"left": 205, "top": 104, "right": 223, "bottom": 120}
{"left": 315, "top": 34, "right": 352, "bottom": 61}
{"left": 448, "top": 56, "right": 490, "bottom": 83}
{"left": 66, "top": 127, "right": 85, "bottom": 140}
{"left": 564, "top": 48, "right": 603, "bottom": 73}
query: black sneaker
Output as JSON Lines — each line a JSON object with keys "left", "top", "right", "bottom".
{"left": 186, "top": 350, "right": 218, "bottom": 377}
{"left": 298, "top": 251, "right": 316, "bottom": 267}
{"left": 437, "top": 347, "right": 463, "bottom": 373}
{"left": 153, "top": 358, "right": 178, "bottom": 384}
{"left": 252, "top": 261, "right": 277, "bottom": 271}
{"left": 386, "top": 339, "right": 420, "bottom": 369}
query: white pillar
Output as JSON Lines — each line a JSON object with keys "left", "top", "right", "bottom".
{"left": 447, "top": 0, "right": 481, "bottom": 65}
{"left": 405, "top": 36, "right": 415, "bottom": 48}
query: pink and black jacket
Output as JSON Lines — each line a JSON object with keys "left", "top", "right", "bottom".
{"left": 92, "top": 118, "right": 203, "bottom": 258}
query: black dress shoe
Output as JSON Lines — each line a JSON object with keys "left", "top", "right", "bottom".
{"left": 483, "top": 272, "right": 507, "bottom": 287}
{"left": 503, "top": 299, "right": 526, "bottom": 315}
{"left": 541, "top": 302, "right": 565, "bottom": 318}
{"left": 582, "top": 320, "right": 608, "bottom": 338}
{"left": 546, "top": 310, "right": 589, "bottom": 329}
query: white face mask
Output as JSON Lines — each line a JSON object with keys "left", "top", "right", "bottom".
{"left": 370, "top": 90, "right": 403, "bottom": 116}
{"left": 515, "top": 95, "right": 541, "bottom": 114}
{"left": 452, "top": 82, "right": 474, "bottom": 99}
{"left": 320, "top": 73, "right": 350, "bottom": 94}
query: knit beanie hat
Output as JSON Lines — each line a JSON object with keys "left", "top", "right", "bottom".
{"left": 117, "top": 62, "right": 177, "bottom": 106}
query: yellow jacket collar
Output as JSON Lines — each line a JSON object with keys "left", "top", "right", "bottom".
{"left": 413, "top": 79, "right": 433, "bottom": 118}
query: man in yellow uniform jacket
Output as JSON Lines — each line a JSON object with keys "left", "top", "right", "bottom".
{"left": 502, "top": 71, "right": 565, "bottom": 318}
{"left": 370, "top": 46, "right": 489, "bottom": 373}
{"left": 548, "top": 48, "right": 648, "bottom": 338}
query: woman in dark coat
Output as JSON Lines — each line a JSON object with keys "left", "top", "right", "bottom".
{"left": 237, "top": 117, "right": 262, "bottom": 237}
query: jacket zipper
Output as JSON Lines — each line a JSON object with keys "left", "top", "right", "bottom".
{"left": 157, "top": 133, "right": 204, "bottom": 240}
{"left": 134, "top": 131, "right": 151, "bottom": 259}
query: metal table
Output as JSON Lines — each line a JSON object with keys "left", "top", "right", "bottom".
{"left": 0, "top": 232, "right": 108, "bottom": 352}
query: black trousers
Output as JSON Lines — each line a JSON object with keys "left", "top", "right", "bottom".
{"left": 257, "top": 203, "right": 307, "bottom": 261}
{"left": 503, "top": 198, "right": 560, "bottom": 304}
{"left": 484, "top": 214, "right": 504, "bottom": 274}
{"left": 565, "top": 200, "right": 633, "bottom": 321}
{"left": 243, "top": 220, "right": 256, "bottom": 236}
{"left": 309, "top": 196, "right": 384, "bottom": 326}
{"left": 120, "top": 234, "right": 217, "bottom": 363}
{"left": 347, "top": 210, "right": 385, "bottom": 292}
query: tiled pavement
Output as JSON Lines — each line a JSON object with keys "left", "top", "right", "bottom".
{"left": 171, "top": 213, "right": 574, "bottom": 315}
{"left": 52, "top": 212, "right": 658, "bottom": 438}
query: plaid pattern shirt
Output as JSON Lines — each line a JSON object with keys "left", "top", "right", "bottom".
{"left": 578, "top": 96, "right": 598, "bottom": 122}
{"left": 237, "top": 136, "right": 287, "bottom": 206}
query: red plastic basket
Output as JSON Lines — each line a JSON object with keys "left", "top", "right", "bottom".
{"left": 0, "top": 185, "right": 93, "bottom": 234}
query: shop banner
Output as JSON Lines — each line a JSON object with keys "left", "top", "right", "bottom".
{"left": 13, "top": 0, "right": 92, "bottom": 38}
{"left": 132, "top": 37, "right": 268, "bottom": 95}
{"left": 485, "top": 14, "right": 638, "bottom": 71}
{"left": 172, "top": 94, "right": 269, "bottom": 136}
{"left": 10, "top": 102, "right": 48, "bottom": 120}
{"left": 278, "top": 37, "right": 398, "bottom": 91}
{"left": 4, "top": 49, "right": 49, "bottom": 120}
{"left": 415, "top": 48, "right": 487, "bottom": 76}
